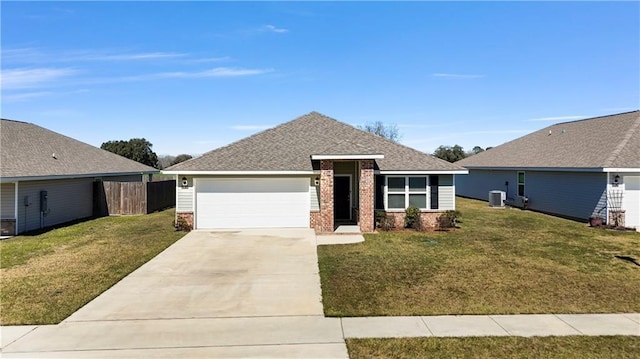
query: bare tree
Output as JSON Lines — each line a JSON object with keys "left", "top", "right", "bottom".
{"left": 359, "top": 121, "right": 401, "bottom": 142}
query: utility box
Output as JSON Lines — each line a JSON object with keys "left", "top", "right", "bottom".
{"left": 489, "top": 190, "right": 506, "bottom": 207}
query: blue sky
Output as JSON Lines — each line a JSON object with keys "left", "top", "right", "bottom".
{"left": 2, "top": 1, "right": 639, "bottom": 156}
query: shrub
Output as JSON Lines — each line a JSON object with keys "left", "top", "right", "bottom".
{"left": 438, "top": 210, "right": 460, "bottom": 229}
{"left": 173, "top": 216, "right": 192, "bottom": 232}
{"left": 375, "top": 210, "right": 395, "bottom": 231}
{"left": 404, "top": 206, "right": 421, "bottom": 229}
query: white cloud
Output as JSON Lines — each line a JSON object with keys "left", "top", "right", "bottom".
{"left": 82, "top": 52, "right": 187, "bottom": 61}
{"left": 527, "top": 115, "right": 586, "bottom": 122}
{"left": 2, "top": 91, "right": 53, "bottom": 102}
{"left": 3, "top": 89, "right": 89, "bottom": 103}
{"left": 187, "top": 56, "right": 232, "bottom": 63}
{"left": 230, "top": 125, "right": 273, "bottom": 131}
{"left": 158, "top": 67, "right": 273, "bottom": 79}
{"left": 1, "top": 67, "right": 79, "bottom": 89}
{"left": 432, "top": 73, "right": 485, "bottom": 79}
{"left": 1, "top": 47, "right": 187, "bottom": 63}
{"left": 262, "top": 24, "right": 288, "bottom": 33}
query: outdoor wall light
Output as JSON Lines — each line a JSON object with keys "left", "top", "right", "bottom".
{"left": 613, "top": 175, "right": 620, "bottom": 184}
{"left": 314, "top": 177, "right": 320, "bottom": 186}
{"left": 181, "top": 177, "right": 189, "bottom": 188}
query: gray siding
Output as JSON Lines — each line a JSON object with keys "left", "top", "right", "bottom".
{"left": 177, "top": 188, "right": 194, "bottom": 212}
{"left": 457, "top": 169, "right": 607, "bottom": 221}
{"left": 1, "top": 183, "right": 16, "bottom": 218}
{"left": 438, "top": 175, "right": 455, "bottom": 210}
{"left": 456, "top": 169, "right": 513, "bottom": 200}
{"left": 17, "top": 178, "right": 94, "bottom": 233}
{"left": 176, "top": 176, "right": 194, "bottom": 212}
{"left": 310, "top": 178, "right": 320, "bottom": 211}
{"left": 527, "top": 171, "right": 607, "bottom": 220}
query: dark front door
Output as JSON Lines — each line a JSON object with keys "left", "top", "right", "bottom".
{"left": 334, "top": 176, "right": 351, "bottom": 221}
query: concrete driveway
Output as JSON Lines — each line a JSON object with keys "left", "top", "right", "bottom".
{"left": 2, "top": 229, "right": 347, "bottom": 358}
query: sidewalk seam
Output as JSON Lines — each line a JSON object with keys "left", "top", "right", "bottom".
{"left": 1, "top": 326, "right": 39, "bottom": 351}
{"left": 418, "top": 316, "right": 434, "bottom": 336}
{"left": 488, "top": 315, "right": 512, "bottom": 336}
{"left": 554, "top": 314, "right": 583, "bottom": 335}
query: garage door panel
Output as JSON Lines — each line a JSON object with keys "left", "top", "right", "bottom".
{"left": 196, "top": 178, "right": 310, "bottom": 229}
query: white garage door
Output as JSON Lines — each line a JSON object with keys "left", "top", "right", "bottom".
{"left": 196, "top": 177, "right": 310, "bottom": 229}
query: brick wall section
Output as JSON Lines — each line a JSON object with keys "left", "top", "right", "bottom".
{"left": 386, "top": 211, "right": 442, "bottom": 230}
{"left": 608, "top": 209, "right": 626, "bottom": 227}
{"left": 358, "top": 160, "right": 375, "bottom": 232}
{"left": 310, "top": 211, "right": 322, "bottom": 232}
{"left": 319, "top": 160, "right": 334, "bottom": 233}
{"left": 176, "top": 212, "right": 194, "bottom": 230}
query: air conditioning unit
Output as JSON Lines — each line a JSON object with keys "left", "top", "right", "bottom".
{"left": 489, "top": 190, "right": 506, "bottom": 207}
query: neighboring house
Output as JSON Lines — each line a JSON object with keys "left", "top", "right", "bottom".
{"left": 455, "top": 111, "right": 640, "bottom": 231}
{"left": 0, "top": 119, "right": 158, "bottom": 235}
{"left": 163, "top": 112, "right": 467, "bottom": 232}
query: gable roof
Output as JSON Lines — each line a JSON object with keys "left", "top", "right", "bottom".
{"left": 1, "top": 119, "right": 157, "bottom": 181}
{"left": 167, "top": 112, "right": 464, "bottom": 172}
{"left": 456, "top": 111, "right": 640, "bottom": 170}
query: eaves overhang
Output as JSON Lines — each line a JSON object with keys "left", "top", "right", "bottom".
{"left": 310, "top": 154, "right": 384, "bottom": 160}
{"left": 161, "top": 170, "right": 315, "bottom": 175}
{"left": 0, "top": 170, "right": 159, "bottom": 183}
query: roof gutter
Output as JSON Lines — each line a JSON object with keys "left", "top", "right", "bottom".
{"left": 161, "top": 170, "right": 315, "bottom": 175}
{"left": 310, "top": 154, "right": 385, "bottom": 160}
{"left": 460, "top": 166, "right": 609, "bottom": 173}
{"left": 603, "top": 168, "right": 640, "bottom": 173}
{"left": 377, "top": 170, "right": 469, "bottom": 175}
{"left": 0, "top": 171, "right": 158, "bottom": 183}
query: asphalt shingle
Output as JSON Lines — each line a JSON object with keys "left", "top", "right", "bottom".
{"left": 167, "top": 112, "right": 464, "bottom": 172}
{"left": 1, "top": 119, "right": 157, "bottom": 179}
{"left": 456, "top": 111, "right": 640, "bottom": 169}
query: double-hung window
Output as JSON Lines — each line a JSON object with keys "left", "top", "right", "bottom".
{"left": 386, "top": 176, "right": 428, "bottom": 210}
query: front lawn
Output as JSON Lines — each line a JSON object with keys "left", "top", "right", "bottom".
{"left": 0, "top": 209, "right": 186, "bottom": 325}
{"left": 318, "top": 197, "right": 640, "bottom": 316}
{"left": 347, "top": 336, "right": 640, "bottom": 359}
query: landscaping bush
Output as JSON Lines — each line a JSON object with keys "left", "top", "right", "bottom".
{"left": 437, "top": 210, "right": 460, "bottom": 229}
{"left": 173, "top": 216, "right": 192, "bottom": 232}
{"left": 375, "top": 210, "right": 395, "bottom": 231}
{"left": 404, "top": 206, "right": 420, "bottom": 229}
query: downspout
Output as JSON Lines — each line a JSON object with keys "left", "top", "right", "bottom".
{"left": 14, "top": 182, "right": 19, "bottom": 235}
{"left": 605, "top": 172, "right": 610, "bottom": 225}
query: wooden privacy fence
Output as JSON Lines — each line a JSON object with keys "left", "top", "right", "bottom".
{"left": 94, "top": 180, "right": 175, "bottom": 216}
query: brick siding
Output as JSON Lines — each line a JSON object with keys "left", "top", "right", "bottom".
{"left": 358, "top": 160, "right": 375, "bottom": 232}
{"left": 176, "top": 212, "right": 194, "bottom": 230}
{"left": 319, "top": 160, "right": 334, "bottom": 232}
{"left": 310, "top": 211, "right": 322, "bottom": 232}
{"left": 386, "top": 211, "right": 443, "bottom": 230}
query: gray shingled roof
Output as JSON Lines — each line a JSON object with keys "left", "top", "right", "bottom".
{"left": 167, "top": 112, "right": 463, "bottom": 172}
{"left": 456, "top": 111, "right": 640, "bottom": 169}
{"left": 1, "top": 119, "right": 157, "bottom": 180}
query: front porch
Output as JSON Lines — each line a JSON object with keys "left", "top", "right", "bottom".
{"left": 312, "top": 158, "right": 376, "bottom": 233}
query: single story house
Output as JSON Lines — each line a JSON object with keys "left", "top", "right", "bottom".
{"left": 163, "top": 112, "right": 467, "bottom": 232}
{"left": 0, "top": 119, "right": 158, "bottom": 235}
{"left": 455, "top": 111, "right": 640, "bottom": 231}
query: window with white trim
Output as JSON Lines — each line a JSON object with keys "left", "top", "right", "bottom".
{"left": 386, "top": 176, "right": 428, "bottom": 210}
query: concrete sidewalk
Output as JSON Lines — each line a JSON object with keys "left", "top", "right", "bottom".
{"left": 341, "top": 313, "right": 640, "bottom": 338}
{"left": 1, "top": 229, "right": 638, "bottom": 358}
{"left": 3, "top": 313, "right": 637, "bottom": 357}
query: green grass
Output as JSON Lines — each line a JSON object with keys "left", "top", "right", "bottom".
{"left": 347, "top": 336, "right": 640, "bottom": 359}
{"left": 319, "top": 197, "right": 640, "bottom": 316}
{"left": 0, "top": 209, "right": 186, "bottom": 325}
